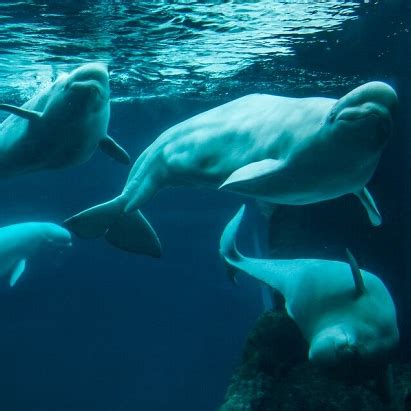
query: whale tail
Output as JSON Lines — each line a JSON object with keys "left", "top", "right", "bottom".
{"left": 64, "top": 196, "right": 161, "bottom": 257}
{"left": 219, "top": 205, "right": 246, "bottom": 283}
{"left": 219, "top": 206, "right": 288, "bottom": 293}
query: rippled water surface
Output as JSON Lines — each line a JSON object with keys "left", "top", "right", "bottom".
{"left": 0, "top": 1, "right": 408, "bottom": 103}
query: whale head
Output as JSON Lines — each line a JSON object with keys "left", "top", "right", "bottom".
{"left": 45, "top": 62, "right": 110, "bottom": 117}
{"left": 39, "top": 223, "right": 73, "bottom": 249}
{"left": 309, "top": 324, "right": 360, "bottom": 368}
{"left": 327, "top": 82, "right": 398, "bottom": 152}
{"left": 308, "top": 319, "right": 398, "bottom": 375}
{"left": 63, "top": 62, "right": 110, "bottom": 111}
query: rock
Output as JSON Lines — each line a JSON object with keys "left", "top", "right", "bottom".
{"left": 219, "top": 311, "right": 411, "bottom": 411}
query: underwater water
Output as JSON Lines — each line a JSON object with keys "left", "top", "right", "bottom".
{"left": 0, "top": 1, "right": 409, "bottom": 410}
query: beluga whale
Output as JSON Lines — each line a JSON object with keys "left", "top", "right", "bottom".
{"left": 64, "top": 82, "right": 397, "bottom": 256}
{"left": 0, "top": 222, "right": 72, "bottom": 287}
{"left": 220, "top": 205, "right": 399, "bottom": 374}
{"left": 0, "top": 62, "right": 130, "bottom": 177}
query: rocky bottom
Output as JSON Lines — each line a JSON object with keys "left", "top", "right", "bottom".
{"left": 219, "top": 311, "right": 411, "bottom": 411}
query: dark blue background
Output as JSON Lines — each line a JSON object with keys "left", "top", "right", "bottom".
{"left": 0, "top": 98, "right": 267, "bottom": 411}
{"left": 0, "top": 2, "right": 409, "bottom": 410}
{"left": 0, "top": 84, "right": 408, "bottom": 411}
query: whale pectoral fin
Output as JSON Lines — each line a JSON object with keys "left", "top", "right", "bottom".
{"left": 355, "top": 187, "right": 382, "bottom": 226}
{"left": 219, "top": 159, "right": 284, "bottom": 192}
{"left": 0, "top": 104, "right": 42, "bottom": 121}
{"left": 99, "top": 135, "right": 131, "bottom": 165}
{"left": 9, "top": 259, "right": 27, "bottom": 287}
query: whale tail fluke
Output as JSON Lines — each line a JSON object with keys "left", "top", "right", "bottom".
{"left": 64, "top": 197, "right": 122, "bottom": 238}
{"left": 105, "top": 209, "right": 161, "bottom": 257}
{"left": 219, "top": 206, "right": 286, "bottom": 292}
{"left": 219, "top": 205, "right": 246, "bottom": 283}
{"left": 64, "top": 196, "right": 161, "bottom": 257}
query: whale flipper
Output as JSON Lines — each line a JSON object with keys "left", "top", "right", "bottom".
{"left": 355, "top": 187, "right": 382, "bottom": 226}
{"left": 64, "top": 197, "right": 161, "bottom": 257}
{"left": 9, "top": 259, "right": 26, "bottom": 287}
{"left": 99, "top": 135, "right": 131, "bottom": 165}
{"left": 0, "top": 104, "right": 42, "bottom": 121}
{"left": 219, "top": 159, "right": 284, "bottom": 191}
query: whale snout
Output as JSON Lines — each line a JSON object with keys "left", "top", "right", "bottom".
{"left": 355, "top": 81, "right": 398, "bottom": 112}
{"left": 70, "top": 62, "right": 109, "bottom": 85}
{"left": 42, "top": 223, "right": 73, "bottom": 249}
{"left": 67, "top": 79, "right": 107, "bottom": 100}
{"left": 309, "top": 326, "right": 359, "bottom": 368}
{"left": 330, "top": 81, "right": 398, "bottom": 123}
{"left": 65, "top": 62, "right": 110, "bottom": 102}
{"left": 327, "top": 82, "right": 398, "bottom": 148}
{"left": 339, "top": 81, "right": 397, "bottom": 110}
{"left": 336, "top": 102, "right": 392, "bottom": 136}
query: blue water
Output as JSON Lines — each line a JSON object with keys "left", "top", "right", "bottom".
{"left": 0, "top": 1, "right": 409, "bottom": 410}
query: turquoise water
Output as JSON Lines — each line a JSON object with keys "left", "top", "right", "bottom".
{"left": 0, "top": 1, "right": 409, "bottom": 410}
{"left": 0, "top": 1, "right": 404, "bottom": 104}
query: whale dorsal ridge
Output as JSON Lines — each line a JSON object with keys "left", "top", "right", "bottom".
{"left": 9, "top": 259, "right": 27, "bottom": 287}
{"left": 345, "top": 248, "right": 365, "bottom": 296}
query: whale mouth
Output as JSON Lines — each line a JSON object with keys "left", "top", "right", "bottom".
{"left": 60, "top": 239, "right": 73, "bottom": 248}
{"left": 335, "top": 104, "right": 392, "bottom": 136}
{"left": 67, "top": 80, "right": 108, "bottom": 101}
{"left": 46, "top": 237, "right": 73, "bottom": 248}
{"left": 336, "top": 111, "right": 380, "bottom": 126}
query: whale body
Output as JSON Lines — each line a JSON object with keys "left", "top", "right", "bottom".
{"left": 0, "top": 222, "right": 72, "bottom": 287}
{"left": 0, "top": 62, "right": 130, "bottom": 177}
{"left": 65, "top": 82, "right": 398, "bottom": 256}
{"left": 219, "top": 205, "right": 399, "bottom": 371}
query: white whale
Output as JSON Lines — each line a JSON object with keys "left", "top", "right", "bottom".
{"left": 0, "top": 222, "right": 72, "bottom": 287}
{"left": 220, "top": 205, "right": 399, "bottom": 371}
{"left": 64, "top": 82, "right": 397, "bottom": 256}
{"left": 0, "top": 62, "right": 130, "bottom": 177}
